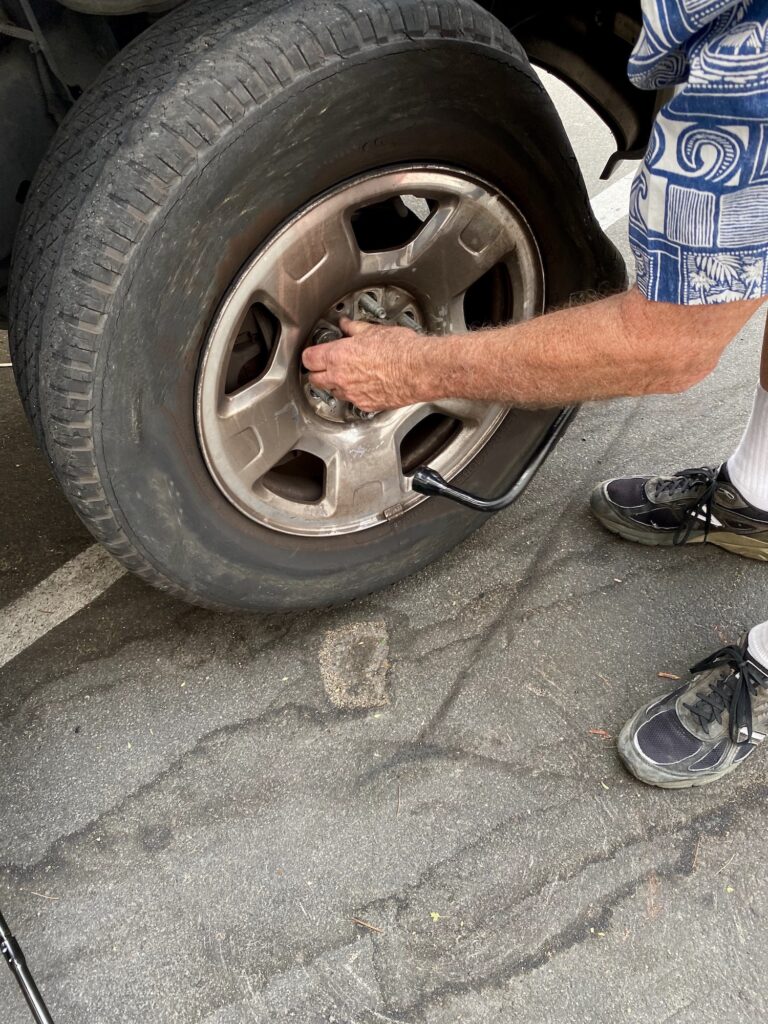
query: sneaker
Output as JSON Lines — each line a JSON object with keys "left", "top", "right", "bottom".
{"left": 590, "top": 463, "right": 768, "bottom": 561}
{"left": 618, "top": 638, "right": 768, "bottom": 788}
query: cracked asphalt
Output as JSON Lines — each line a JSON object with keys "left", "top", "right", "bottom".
{"left": 2, "top": 75, "right": 768, "bottom": 1024}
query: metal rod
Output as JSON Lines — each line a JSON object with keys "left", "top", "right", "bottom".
{"left": 0, "top": 909, "right": 56, "bottom": 1024}
{"left": 0, "top": 21, "right": 36, "bottom": 41}
{"left": 412, "top": 406, "right": 578, "bottom": 512}
{"left": 17, "top": 0, "right": 74, "bottom": 105}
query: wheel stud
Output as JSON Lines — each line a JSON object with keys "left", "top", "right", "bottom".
{"left": 395, "top": 310, "right": 423, "bottom": 333}
{"left": 359, "top": 293, "right": 387, "bottom": 319}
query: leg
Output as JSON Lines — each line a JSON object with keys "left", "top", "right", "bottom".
{"left": 596, "top": 312, "right": 768, "bottom": 787}
{"left": 745, "top": 342, "right": 768, "bottom": 658}
{"left": 746, "top": 321, "right": 768, "bottom": 650}
{"left": 726, "top": 312, "right": 768, "bottom": 510}
{"left": 592, "top": 308, "right": 768, "bottom": 560}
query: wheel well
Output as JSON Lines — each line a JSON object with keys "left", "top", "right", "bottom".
{"left": 482, "top": 0, "right": 658, "bottom": 177}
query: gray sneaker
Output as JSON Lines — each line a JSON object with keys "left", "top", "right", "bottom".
{"left": 591, "top": 463, "right": 768, "bottom": 561}
{"left": 618, "top": 639, "right": 768, "bottom": 788}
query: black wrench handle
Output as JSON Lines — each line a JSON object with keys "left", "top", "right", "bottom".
{"left": 1, "top": 910, "right": 55, "bottom": 1024}
{"left": 412, "top": 406, "right": 577, "bottom": 512}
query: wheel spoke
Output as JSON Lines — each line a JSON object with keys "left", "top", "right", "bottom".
{"left": 380, "top": 401, "right": 433, "bottom": 438}
{"left": 382, "top": 397, "right": 488, "bottom": 444}
{"left": 360, "top": 189, "right": 516, "bottom": 311}
{"left": 215, "top": 343, "right": 307, "bottom": 484}
{"left": 250, "top": 213, "right": 363, "bottom": 333}
{"left": 427, "top": 397, "right": 490, "bottom": 425}
{"left": 301, "top": 427, "right": 408, "bottom": 520}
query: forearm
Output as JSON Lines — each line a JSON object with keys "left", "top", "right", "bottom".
{"left": 413, "top": 293, "right": 636, "bottom": 407}
{"left": 411, "top": 288, "right": 765, "bottom": 408}
{"left": 303, "top": 288, "right": 766, "bottom": 413}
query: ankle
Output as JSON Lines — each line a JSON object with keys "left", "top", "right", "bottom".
{"left": 749, "top": 622, "right": 768, "bottom": 669}
{"left": 727, "top": 385, "right": 768, "bottom": 512}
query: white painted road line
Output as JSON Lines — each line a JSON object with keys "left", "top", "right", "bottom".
{"left": 591, "top": 168, "right": 636, "bottom": 233}
{"left": 0, "top": 544, "right": 125, "bottom": 669}
{"left": 0, "top": 167, "right": 637, "bottom": 668}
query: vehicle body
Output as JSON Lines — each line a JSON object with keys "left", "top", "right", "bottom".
{"left": 0, "top": 0, "right": 652, "bottom": 610}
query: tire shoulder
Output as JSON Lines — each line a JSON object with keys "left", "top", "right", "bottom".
{"left": 10, "top": 0, "right": 550, "bottom": 607}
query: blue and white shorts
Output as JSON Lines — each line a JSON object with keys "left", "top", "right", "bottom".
{"left": 628, "top": 0, "right": 768, "bottom": 304}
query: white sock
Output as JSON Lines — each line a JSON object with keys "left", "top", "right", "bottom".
{"left": 727, "top": 384, "right": 768, "bottom": 511}
{"left": 749, "top": 621, "right": 768, "bottom": 669}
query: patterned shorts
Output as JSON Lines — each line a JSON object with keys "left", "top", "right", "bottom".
{"left": 628, "top": 1, "right": 768, "bottom": 305}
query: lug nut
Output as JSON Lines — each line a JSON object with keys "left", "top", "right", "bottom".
{"left": 308, "top": 327, "right": 342, "bottom": 405}
{"left": 309, "top": 385, "right": 336, "bottom": 407}
{"left": 313, "top": 325, "right": 343, "bottom": 346}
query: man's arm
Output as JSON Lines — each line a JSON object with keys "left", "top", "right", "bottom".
{"left": 302, "top": 287, "right": 766, "bottom": 412}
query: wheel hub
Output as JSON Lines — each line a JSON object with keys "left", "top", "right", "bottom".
{"left": 305, "top": 286, "right": 425, "bottom": 424}
{"left": 195, "top": 166, "right": 543, "bottom": 537}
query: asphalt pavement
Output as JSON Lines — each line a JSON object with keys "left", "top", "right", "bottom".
{"left": 2, "top": 74, "right": 767, "bottom": 1024}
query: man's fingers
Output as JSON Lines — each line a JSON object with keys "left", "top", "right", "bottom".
{"left": 339, "top": 316, "right": 373, "bottom": 337}
{"left": 302, "top": 344, "right": 329, "bottom": 371}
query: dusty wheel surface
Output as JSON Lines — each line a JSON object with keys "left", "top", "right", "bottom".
{"left": 196, "top": 166, "right": 544, "bottom": 537}
{"left": 9, "top": 0, "right": 625, "bottom": 610}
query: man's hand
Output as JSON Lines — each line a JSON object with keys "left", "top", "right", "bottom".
{"left": 302, "top": 317, "right": 424, "bottom": 412}
{"left": 301, "top": 288, "right": 765, "bottom": 412}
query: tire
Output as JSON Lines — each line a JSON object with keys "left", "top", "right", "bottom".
{"left": 9, "top": 0, "right": 625, "bottom": 611}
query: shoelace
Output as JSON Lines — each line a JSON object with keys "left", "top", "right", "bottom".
{"left": 684, "top": 643, "right": 768, "bottom": 743}
{"left": 651, "top": 466, "right": 720, "bottom": 545}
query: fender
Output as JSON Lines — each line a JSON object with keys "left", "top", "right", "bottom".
{"left": 490, "top": 1, "right": 657, "bottom": 177}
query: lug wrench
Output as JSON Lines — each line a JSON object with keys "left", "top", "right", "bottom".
{"left": 412, "top": 406, "right": 577, "bottom": 512}
{"left": 1, "top": 908, "right": 55, "bottom": 1023}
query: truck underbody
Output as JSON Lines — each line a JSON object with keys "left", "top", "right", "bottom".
{"left": 0, "top": 0, "right": 652, "bottom": 326}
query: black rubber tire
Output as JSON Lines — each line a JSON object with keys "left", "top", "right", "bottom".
{"left": 9, "top": 0, "right": 625, "bottom": 611}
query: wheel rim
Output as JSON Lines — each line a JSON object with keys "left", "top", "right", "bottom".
{"left": 196, "top": 166, "right": 543, "bottom": 537}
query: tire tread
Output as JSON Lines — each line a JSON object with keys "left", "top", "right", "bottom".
{"left": 7, "top": 0, "right": 554, "bottom": 606}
